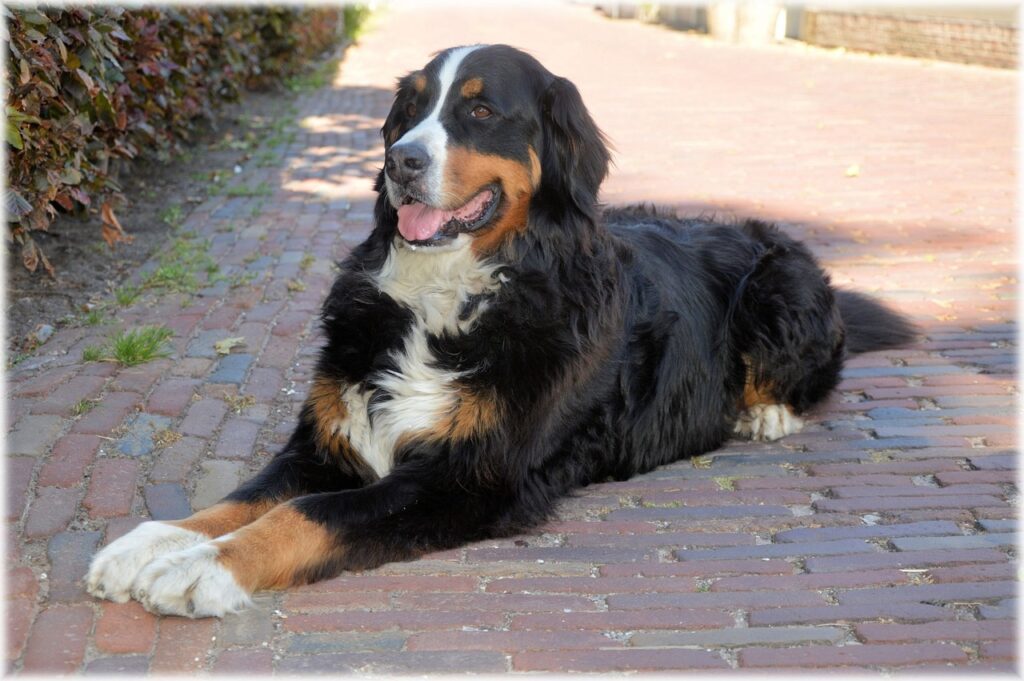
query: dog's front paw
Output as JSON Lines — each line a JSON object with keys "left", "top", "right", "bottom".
{"left": 131, "top": 542, "right": 251, "bottom": 618}
{"left": 734, "top": 404, "right": 804, "bottom": 442}
{"left": 87, "top": 521, "right": 208, "bottom": 603}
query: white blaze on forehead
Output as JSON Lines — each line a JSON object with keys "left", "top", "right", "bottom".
{"left": 387, "top": 45, "right": 482, "bottom": 208}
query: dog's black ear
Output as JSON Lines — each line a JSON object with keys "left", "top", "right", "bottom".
{"left": 539, "top": 76, "right": 611, "bottom": 218}
{"left": 381, "top": 72, "right": 417, "bottom": 148}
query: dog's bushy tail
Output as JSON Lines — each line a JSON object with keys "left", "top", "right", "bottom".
{"left": 836, "top": 290, "right": 918, "bottom": 354}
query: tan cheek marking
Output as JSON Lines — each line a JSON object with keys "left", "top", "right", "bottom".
{"left": 169, "top": 500, "right": 275, "bottom": 538}
{"left": 528, "top": 146, "right": 542, "bottom": 190}
{"left": 216, "top": 504, "right": 341, "bottom": 591}
{"left": 443, "top": 147, "right": 536, "bottom": 255}
{"left": 461, "top": 77, "right": 483, "bottom": 98}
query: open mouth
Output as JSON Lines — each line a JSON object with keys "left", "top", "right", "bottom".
{"left": 396, "top": 185, "right": 501, "bottom": 245}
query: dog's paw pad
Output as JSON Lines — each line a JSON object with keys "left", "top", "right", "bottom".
{"left": 734, "top": 404, "right": 804, "bottom": 442}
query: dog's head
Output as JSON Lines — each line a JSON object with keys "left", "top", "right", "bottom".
{"left": 379, "top": 44, "right": 610, "bottom": 253}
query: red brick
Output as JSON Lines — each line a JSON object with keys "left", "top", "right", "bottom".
{"left": 813, "top": 494, "right": 1004, "bottom": 513}
{"left": 6, "top": 599, "right": 34, "bottom": 661}
{"left": 145, "top": 378, "right": 200, "bottom": 417}
{"left": 542, "top": 520, "right": 660, "bottom": 534}
{"left": 7, "top": 567, "right": 39, "bottom": 599}
{"left": 640, "top": 489, "right": 811, "bottom": 505}
{"left": 855, "top": 620, "right": 1015, "bottom": 643}
{"left": 94, "top": 601, "right": 158, "bottom": 654}
{"left": 810, "top": 460, "right": 963, "bottom": 475}
{"left": 83, "top": 458, "right": 139, "bottom": 518}
{"left": 271, "top": 310, "right": 310, "bottom": 337}
{"left": 295, "top": 575, "right": 478, "bottom": 593}
{"left": 200, "top": 304, "right": 244, "bottom": 331}
{"left": 282, "top": 591, "right": 390, "bottom": 611}
{"left": 734, "top": 474, "right": 913, "bottom": 489}
{"left": 408, "top": 630, "right": 620, "bottom": 652}
{"left": 935, "top": 470, "right": 1016, "bottom": 485}
{"left": 21, "top": 604, "right": 93, "bottom": 673}
{"left": 739, "top": 642, "right": 968, "bottom": 668}
{"left": 836, "top": 581, "right": 1016, "bottom": 605}
{"left": 31, "top": 375, "right": 107, "bottom": 416}
{"left": 103, "top": 516, "right": 145, "bottom": 543}
{"left": 711, "top": 569, "right": 911, "bottom": 592}
{"left": 927, "top": 563, "right": 1015, "bottom": 583}
{"left": 979, "top": 640, "right": 1016, "bottom": 660}
{"left": 150, "top": 618, "right": 216, "bottom": 673}
{"left": 514, "top": 648, "right": 729, "bottom": 672}
{"left": 71, "top": 391, "right": 142, "bottom": 435}
{"left": 6, "top": 456, "right": 35, "bottom": 521}
{"left": 393, "top": 592, "right": 599, "bottom": 613}
{"left": 13, "top": 365, "right": 76, "bottom": 397}
{"left": 24, "top": 486, "right": 81, "bottom": 538}
{"left": 214, "top": 418, "right": 260, "bottom": 459}
{"left": 213, "top": 649, "right": 274, "bottom": 673}
{"left": 830, "top": 483, "right": 1003, "bottom": 498}
{"left": 38, "top": 433, "right": 101, "bottom": 487}
{"left": 805, "top": 548, "right": 1009, "bottom": 573}
{"left": 487, "top": 576, "right": 699, "bottom": 594}
{"left": 244, "top": 367, "right": 284, "bottom": 402}
{"left": 284, "top": 610, "right": 504, "bottom": 633}
{"left": 510, "top": 609, "right": 734, "bottom": 631}
{"left": 179, "top": 398, "right": 228, "bottom": 437}
{"left": 749, "top": 603, "right": 955, "bottom": 627}
{"left": 600, "top": 558, "right": 794, "bottom": 578}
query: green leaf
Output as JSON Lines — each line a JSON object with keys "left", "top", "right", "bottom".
{"left": 60, "top": 167, "right": 82, "bottom": 185}
{"left": 6, "top": 121, "right": 23, "bottom": 150}
{"left": 19, "top": 10, "right": 50, "bottom": 26}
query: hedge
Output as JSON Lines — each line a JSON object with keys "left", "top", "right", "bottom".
{"left": 6, "top": 6, "right": 343, "bottom": 274}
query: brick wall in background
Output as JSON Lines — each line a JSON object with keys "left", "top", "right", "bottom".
{"left": 801, "top": 10, "right": 1017, "bottom": 69}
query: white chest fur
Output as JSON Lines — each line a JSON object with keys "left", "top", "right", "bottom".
{"left": 339, "top": 236, "right": 501, "bottom": 478}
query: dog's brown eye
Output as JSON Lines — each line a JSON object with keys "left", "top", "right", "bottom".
{"left": 470, "top": 105, "right": 492, "bottom": 120}
{"left": 405, "top": 102, "right": 417, "bottom": 118}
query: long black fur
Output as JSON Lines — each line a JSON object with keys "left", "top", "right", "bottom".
{"left": 223, "top": 45, "right": 916, "bottom": 585}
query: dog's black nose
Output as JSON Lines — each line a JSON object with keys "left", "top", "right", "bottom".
{"left": 386, "top": 143, "right": 430, "bottom": 184}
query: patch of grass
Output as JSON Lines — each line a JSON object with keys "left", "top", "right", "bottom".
{"left": 72, "top": 398, "right": 98, "bottom": 416}
{"left": 712, "top": 476, "right": 735, "bottom": 491}
{"left": 229, "top": 272, "right": 257, "bottom": 289}
{"left": 160, "top": 204, "right": 185, "bottom": 229}
{"left": 82, "top": 308, "right": 105, "bottom": 326}
{"left": 224, "top": 393, "right": 257, "bottom": 414}
{"left": 285, "top": 56, "right": 340, "bottom": 92}
{"left": 299, "top": 254, "right": 315, "bottom": 271}
{"left": 114, "top": 285, "right": 141, "bottom": 307}
{"left": 250, "top": 199, "right": 266, "bottom": 218}
{"left": 152, "top": 428, "right": 182, "bottom": 448}
{"left": 141, "top": 236, "right": 218, "bottom": 294}
{"left": 254, "top": 149, "right": 280, "bottom": 167}
{"left": 81, "top": 345, "right": 104, "bottom": 362}
{"left": 106, "top": 326, "right": 174, "bottom": 366}
{"left": 225, "top": 182, "right": 272, "bottom": 198}
{"left": 286, "top": 279, "right": 307, "bottom": 293}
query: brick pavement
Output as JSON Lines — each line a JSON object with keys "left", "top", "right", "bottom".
{"left": 5, "top": 3, "right": 1017, "bottom": 674}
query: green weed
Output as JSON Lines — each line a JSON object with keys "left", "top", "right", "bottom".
{"left": 106, "top": 325, "right": 174, "bottom": 366}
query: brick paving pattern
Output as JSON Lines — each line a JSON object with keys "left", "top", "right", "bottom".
{"left": 5, "top": 4, "right": 1016, "bottom": 674}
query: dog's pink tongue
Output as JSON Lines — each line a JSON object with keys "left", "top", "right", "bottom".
{"left": 397, "top": 203, "right": 449, "bottom": 241}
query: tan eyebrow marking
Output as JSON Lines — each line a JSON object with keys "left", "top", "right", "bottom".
{"left": 412, "top": 73, "right": 427, "bottom": 92}
{"left": 461, "top": 77, "right": 484, "bottom": 98}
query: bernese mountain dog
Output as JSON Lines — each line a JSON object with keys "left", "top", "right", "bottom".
{"left": 87, "top": 44, "right": 915, "bottom": 617}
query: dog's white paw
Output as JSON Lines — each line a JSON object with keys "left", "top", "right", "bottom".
{"left": 87, "top": 521, "right": 208, "bottom": 603}
{"left": 734, "top": 404, "right": 804, "bottom": 442}
{"left": 131, "top": 542, "right": 251, "bottom": 618}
